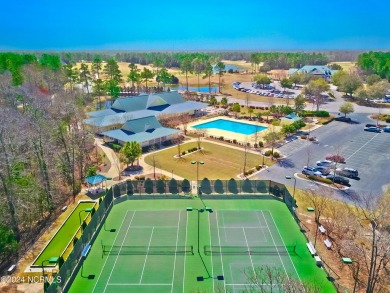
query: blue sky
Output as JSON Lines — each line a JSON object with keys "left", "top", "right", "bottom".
{"left": 1, "top": 0, "right": 389, "bottom": 50}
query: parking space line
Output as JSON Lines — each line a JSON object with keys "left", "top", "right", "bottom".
{"left": 345, "top": 133, "right": 380, "bottom": 160}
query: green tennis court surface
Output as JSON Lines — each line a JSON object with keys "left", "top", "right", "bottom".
{"left": 69, "top": 199, "right": 335, "bottom": 293}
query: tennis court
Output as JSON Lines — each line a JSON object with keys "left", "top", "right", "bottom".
{"left": 68, "top": 199, "right": 335, "bottom": 293}
{"left": 207, "top": 210, "right": 299, "bottom": 292}
{"left": 93, "top": 210, "right": 191, "bottom": 293}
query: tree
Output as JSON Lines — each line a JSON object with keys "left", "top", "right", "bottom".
{"left": 180, "top": 55, "right": 193, "bottom": 91}
{"left": 331, "top": 70, "right": 348, "bottom": 87}
{"left": 294, "top": 94, "right": 306, "bottom": 115}
{"left": 329, "top": 63, "right": 343, "bottom": 70}
{"left": 357, "top": 80, "right": 390, "bottom": 103}
{"left": 119, "top": 141, "right": 142, "bottom": 167}
{"left": 0, "top": 224, "right": 18, "bottom": 262}
{"left": 202, "top": 62, "right": 213, "bottom": 93}
{"left": 79, "top": 62, "right": 92, "bottom": 96}
{"left": 144, "top": 178, "right": 154, "bottom": 194}
{"left": 280, "top": 78, "right": 293, "bottom": 91}
{"left": 156, "top": 67, "right": 171, "bottom": 89}
{"left": 263, "top": 126, "right": 282, "bottom": 158}
{"left": 127, "top": 63, "right": 141, "bottom": 90}
{"left": 103, "top": 58, "right": 122, "bottom": 83}
{"left": 338, "top": 74, "right": 362, "bottom": 97}
{"left": 168, "top": 178, "right": 178, "bottom": 194}
{"left": 140, "top": 67, "right": 154, "bottom": 90}
{"left": 366, "top": 74, "right": 381, "bottom": 85}
{"left": 220, "top": 96, "right": 228, "bottom": 107}
{"left": 289, "top": 73, "right": 301, "bottom": 87}
{"left": 303, "top": 188, "right": 331, "bottom": 247}
{"left": 104, "top": 79, "right": 120, "bottom": 99}
{"left": 91, "top": 56, "right": 102, "bottom": 79}
{"left": 254, "top": 74, "right": 271, "bottom": 87}
{"left": 215, "top": 61, "right": 225, "bottom": 93}
{"left": 126, "top": 180, "right": 134, "bottom": 195}
{"left": 231, "top": 103, "right": 241, "bottom": 113}
{"left": 181, "top": 179, "right": 191, "bottom": 193}
{"left": 192, "top": 56, "right": 204, "bottom": 90}
{"left": 63, "top": 63, "right": 78, "bottom": 92}
{"left": 303, "top": 78, "right": 330, "bottom": 111}
{"left": 248, "top": 108, "right": 254, "bottom": 119}
{"left": 339, "top": 102, "right": 354, "bottom": 117}
{"left": 92, "top": 78, "right": 105, "bottom": 109}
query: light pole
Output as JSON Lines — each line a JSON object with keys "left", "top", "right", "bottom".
{"left": 285, "top": 175, "right": 297, "bottom": 200}
{"left": 342, "top": 257, "right": 360, "bottom": 293}
{"left": 191, "top": 161, "right": 204, "bottom": 195}
{"left": 41, "top": 257, "right": 59, "bottom": 292}
{"left": 79, "top": 208, "right": 93, "bottom": 231}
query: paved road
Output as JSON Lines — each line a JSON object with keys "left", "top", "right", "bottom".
{"left": 255, "top": 113, "right": 390, "bottom": 201}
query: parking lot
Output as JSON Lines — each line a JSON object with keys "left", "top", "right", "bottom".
{"left": 256, "top": 113, "right": 390, "bottom": 199}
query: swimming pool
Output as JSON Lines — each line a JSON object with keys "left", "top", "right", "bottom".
{"left": 193, "top": 119, "right": 267, "bottom": 135}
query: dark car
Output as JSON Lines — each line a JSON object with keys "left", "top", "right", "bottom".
{"left": 335, "top": 167, "right": 358, "bottom": 178}
{"left": 383, "top": 127, "right": 390, "bottom": 133}
{"left": 325, "top": 174, "right": 350, "bottom": 185}
{"left": 335, "top": 116, "right": 352, "bottom": 122}
{"left": 364, "top": 127, "right": 382, "bottom": 133}
{"left": 365, "top": 124, "right": 378, "bottom": 128}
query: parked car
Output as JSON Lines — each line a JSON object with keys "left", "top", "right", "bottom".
{"left": 364, "top": 127, "right": 382, "bottom": 133}
{"left": 325, "top": 174, "right": 350, "bottom": 185}
{"left": 314, "top": 166, "right": 330, "bottom": 175}
{"left": 316, "top": 160, "right": 336, "bottom": 168}
{"left": 334, "top": 116, "right": 352, "bottom": 122}
{"left": 335, "top": 167, "right": 358, "bottom": 178}
{"left": 302, "top": 166, "right": 322, "bottom": 176}
{"left": 383, "top": 127, "right": 390, "bottom": 133}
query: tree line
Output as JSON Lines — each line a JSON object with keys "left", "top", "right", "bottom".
{"left": 0, "top": 53, "right": 94, "bottom": 268}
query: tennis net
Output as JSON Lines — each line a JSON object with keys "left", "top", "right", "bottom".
{"left": 204, "top": 245, "right": 296, "bottom": 255}
{"left": 102, "top": 244, "right": 194, "bottom": 255}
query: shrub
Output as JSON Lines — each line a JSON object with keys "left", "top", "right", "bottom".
{"left": 386, "top": 117, "right": 390, "bottom": 123}
{"left": 200, "top": 178, "right": 212, "bottom": 194}
{"left": 228, "top": 178, "right": 238, "bottom": 194}
{"left": 139, "top": 175, "right": 145, "bottom": 181}
{"left": 156, "top": 179, "right": 165, "bottom": 194}
{"left": 242, "top": 179, "right": 253, "bottom": 193}
{"left": 181, "top": 179, "right": 191, "bottom": 193}
{"left": 256, "top": 165, "right": 261, "bottom": 171}
{"left": 315, "top": 110, "right": 330, "bottom": 117}
{"left": 273, "top": 151, "right": 280, "bottom": 158}
{"left": 162, "top": 140, "right": 172, "bottom": 146}
{"left": 308, "top": 175, "right": 333, "bottom": 184}
{"left": 256, "top": 180, "right": 268, "bottom": 193}
{"left": 264, "top": 150, "right": 272, "bottom": 156}
{"left": 182, "top": 151, "right": 186, "bottom": 155}
{"left": 144, "top": 178, "right": 154, "bottom": 194}
{"left": 258, "top": 141, "right": 264, "bottom": 147}
{"left": 214, "top": 179, "right": 224, "bottom": 194}
{"left": 169, "top": 178, "right": 178, "bottom": 194}
{"left": 301, "top": 135, "right": 307, "bottom": 139}
{"left": 126, "top": 180, "right": 133, "bottom": 195}
{"left": 254, "top": 143, "right": 258, "bottom": 148}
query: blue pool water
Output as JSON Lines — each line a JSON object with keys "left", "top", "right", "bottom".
{"left": 193, "top": 119, "right": 267, "bottom": 135}
{"left": 172, "top": 85, "right": 219, "bottom": 93}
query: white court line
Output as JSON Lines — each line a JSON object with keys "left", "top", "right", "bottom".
{"left": 92, "top": 210, "right": 130, "bottom": 293}
{"left": 266, "top": 210, "right": 301, "bottom": 282}
{"left": 107, "top": 283, "right": 172, "bottom": 286}
{"left": 183, "top": 211, "right": 188, "bottom": 293}
{"left": 257, "top": 211, "right": 288, "bottom": 278}
{"left": 139, "top": 227, "right": 155, "bottom": 284}
{"left": 171, "top": 211, "right": 181, "bottom": 293}
{"left": 215, "top": 211, "right": 226, "bottom": 290}
{"left": 221, "top": 211, "right": 228, "bottom": 242}
{"left": 242, "top": 228, "right": 256, "bottom": 277}
{"left": 208, "top": 211, "right": 215, "bottom": 293}
{"left": 103, "top": 211, "right": 136, "bottom": 293}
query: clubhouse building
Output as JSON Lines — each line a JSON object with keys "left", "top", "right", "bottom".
{"left": 85, "top": 91, "right": 207, "bottom": 147}
{"left": 288, "top": 65, "right": 337, "bottom": 81}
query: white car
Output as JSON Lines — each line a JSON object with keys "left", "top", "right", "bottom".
{"left": 316, "top": 160, "right": 336, "bottom": 167}
{"left": 302, "top": 166, "right": 322, "bottom": 176}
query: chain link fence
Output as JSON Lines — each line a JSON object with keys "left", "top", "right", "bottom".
{"left": 46, "top": 179, "right": 340, "bottom": 292}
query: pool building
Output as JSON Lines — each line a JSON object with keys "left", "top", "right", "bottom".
{"left": 85, "top": 91, "right": 207, "bottom": 147}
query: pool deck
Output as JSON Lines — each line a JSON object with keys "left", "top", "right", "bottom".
{"left": 188, "top": 116, "right": 277, "bottom": 143}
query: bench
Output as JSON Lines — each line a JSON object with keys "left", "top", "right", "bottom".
{"left": 307, "top": 207, "right": 315, "bottom": 212}
{"left": 61, "top": 206, "right": 67, "bottom": 212}
{"left": 7, "top": 264, "right": 16, "bottom": 274}
{"left": 319, "top": 225, "right": 326, "bottom": 234}
{"left": 314, "top": 256, "right": 322, "bottom": 266}
{"left": 324, "top": 239, "right": 332, "bottom": 249}
{"left": 306, "top": 242, "right": 316, "bottom": 256}
{"left": 81, "top": 243, "right": 91, "bottom": 259}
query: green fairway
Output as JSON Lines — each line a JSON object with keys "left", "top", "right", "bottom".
{"left": 144, "top": 142, "right": 272, "bottom": 180}
{"left": 33, "top": 201, "right": 96, "bottom": 266}
{"left": 68, "top": 198, "right": 335, "bottom": 293}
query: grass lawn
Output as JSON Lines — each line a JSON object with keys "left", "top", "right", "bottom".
{"left": 33, "top": 201, "right": 96, "bottom": 266}
{"left": 144, "top": 142, "right": 272, "bottom": 180}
